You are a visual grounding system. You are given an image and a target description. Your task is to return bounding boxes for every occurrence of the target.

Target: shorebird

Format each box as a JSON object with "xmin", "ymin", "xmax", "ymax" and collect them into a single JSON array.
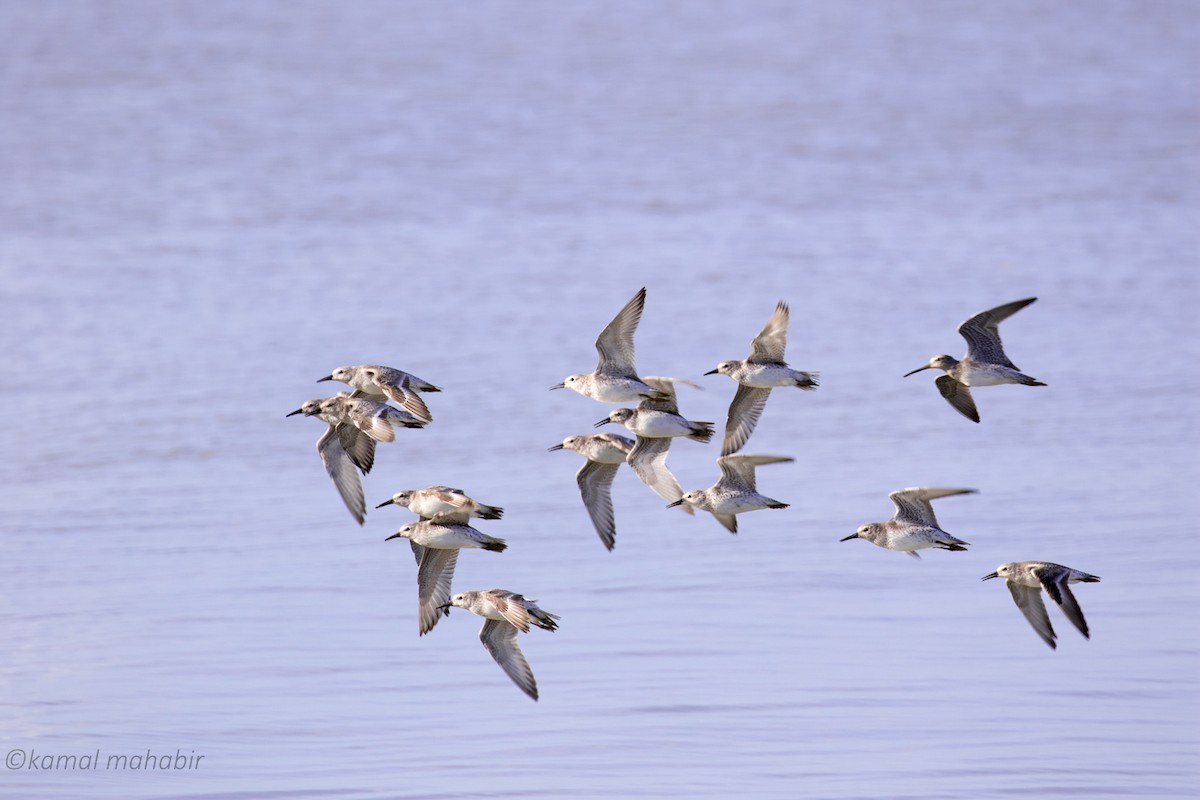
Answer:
[
  {"xmin": 706, "ymin": 301, "xmax": 818, "ymax": 455},
  {"xmin": 319, "ymin": 364, "xmax": 440, "ymax": 422},
  {"xmin": 377, "ymin": 486, "xmax": 503, "ymax": 522},
  {"xmin": 287, "ymin": 398, "xmax": 374, "ymax": 525},
  {"xmin": 441, "ymin": 589, "xmax": 560, "ymax": 702},
  {"xmin": 669, "ymin": 454, "xmax": 793, "ymax": 534},
  {"xmin": 840, "ymin": 487, "xmax": 975, "ymax": 558},
  {"xmin": 596, "ymin": 377, "xmax": 710, "ymax": 511},
  {"xmin": 551, "ymin": 287, "xmax": 670, "ymax": 403},
  {"xmin": 385, "ymin": 517, "xmax": 506, "ymax": 636},
  {"xmin": 550, "ymin": 433, "xmax": 635, "ymax": 550},
  {"xmin": 904, "ymin": 297, "xmax": 1045, "ymax": 423},
  {"xmin": 982, "ymin": 561, "xmax": 1101, "ymax": 649}
]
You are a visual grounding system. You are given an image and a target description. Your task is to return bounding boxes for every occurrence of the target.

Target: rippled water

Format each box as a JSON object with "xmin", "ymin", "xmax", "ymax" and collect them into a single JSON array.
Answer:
[{"xmin": 2, "ymin": 1, "xmax": 1197, "ymax": 798}]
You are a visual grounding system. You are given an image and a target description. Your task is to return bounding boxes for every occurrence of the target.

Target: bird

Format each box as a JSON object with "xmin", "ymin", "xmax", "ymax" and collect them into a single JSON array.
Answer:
[
  {"xmin": 286, "ymin": 398, "xmax": 373, "ymax": 525},
  {"xmin": 319, "ymin": 364, "xmax": 440, "ymax": 422},
  {"xmin": 904, "ymin": 297, "xmax": 1046, "ymax": 423},
  {"xmin": 982, "ymin": 561, "xmax": 1101, "ymax": 649},
  {"xmin": 385, "ymin": 517, "xmax": 507, "ymax": 636},
  {"xmin": 595, "ymin": 377, "xmax": 711, "ymax": 511},
  {"xmin": 549, "ymin": 433, "xmax": 635, "ymax": 550},
  {"xmin": 441, "ymin": 589, "xmax": 560, "ymax": 702},
  {"xmin": 669, "ymin": 454, "xmax": 793, "ymax": 534},
  {"xmin": 551, "ymin": 287, "xmax": 670, "ymax": 403},
  {"xmin": 840, "ymin": 487, "xmax": 975, "ymax": 558},
  {"xmin": 377, "ymin": 486, "xmax": 503, "ymax": 522},
  {"xmin": 706, "ymin": 301, "xmax": 818, "ymax": 455}
]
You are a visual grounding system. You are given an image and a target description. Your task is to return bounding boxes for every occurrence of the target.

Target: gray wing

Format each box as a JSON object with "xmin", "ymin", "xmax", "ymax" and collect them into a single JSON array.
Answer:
[
  {"xmin": 576, "ymin": 460, "xmax": 621, "ymax": 550},
  {"xmin": 480, "ymin": 619, "xmax": 539, "ymax": 701},
  {"xmin": 746, "ymin": 301, "xmax": 789, "ymax": 364},
  {"xmin": 636, "ymin": 376, "xmax": 682, "ymax": 414},
  {"xmin": 958, "ymin": 297, "xmax": 1036, "ymax": 369},
  {"xmin": 316, "ymin": 426, "xmax": 366, "ymax": 525},
  {"xmin": 1007, "ymin": 581, "xmax": 1057, "ymax": 649},
  {"xmin": 936, "ymin": 375, "xmax": 980, "ymax": 423},
  {"xmin": 1037, "ymin": 570, "xmax": 1090, "ymax": 639},
  {"xmin": 595, "ymin": 287, "xmax": 646, "ymax": 377},
  {"xmin": 416, "ymin": 547, "xmax": 459, "ymax": 636},
  {"xmin": 369, "ymin": 367, "xmax": 434, "ymax": 422},
  {"xmin": 721, "ymin": 385, "xmax": 772, "ymax": 456},
  {"xmin": 711, "ymin": 511, "xmax": 738, "ymax": 534},
  {"xmin": 716, "ymin": 454, "xmax": 794, "ymax": 493},
  {"xmin": 627, "ymin": 436, "xmax": 693, "ymax": 513},
  {"xmin": 409, "ymin": 540, "xmax": 424, "ymax": 566},
  {"xmin": 335, "ymin": 421, "xmax": 376, "ymax": 474},
  {"xmin": 343, "ymin": 400, "xmax": 397, "ymax": 442},
  {"xmin": 888, "ymin": 487, "xmax": 975, "ymax": 527}
]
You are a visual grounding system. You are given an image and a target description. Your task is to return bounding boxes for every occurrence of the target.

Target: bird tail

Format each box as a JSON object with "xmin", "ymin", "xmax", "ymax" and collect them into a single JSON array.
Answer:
[
  {"xmin": 688, "ymin": 422, "xmax": 716, "ymax": 443},
  {"xmin": 477, "ymin": 504, "xmax": 504, "ymax": 520},
  {"xmin": 796, "ymin": 371, "xmax": 819, "ymax": 390},
  {"xmin": 482, "ymin": 538, "xmax": 507, "ymax": 552}
]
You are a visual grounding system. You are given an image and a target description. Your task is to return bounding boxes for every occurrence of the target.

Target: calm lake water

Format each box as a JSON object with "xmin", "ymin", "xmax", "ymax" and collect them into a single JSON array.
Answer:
[{"xmin": 2, "ymin": 1, "xmax": 1197, "ymax": 798}]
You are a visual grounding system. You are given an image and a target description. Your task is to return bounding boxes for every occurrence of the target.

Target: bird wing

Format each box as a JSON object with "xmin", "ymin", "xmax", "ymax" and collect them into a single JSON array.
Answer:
[
  {"xmin": 720, "ymin": 385, "xmax": 772, "ymax": 456},
  {"xmin": 958, "ymin": 297, "xmax": 1036, "ymax": 369},
  {"xmin": 716, "ymin": 453, "xmax": 794, "ymax": 493},
  {"xmin": 627, "ymin": 436, "xmax": 692, "ymax": 513},
  {"xmin": 746, "ymin": 301, "xmax": 790, "ymax": 364},
  {"xmin": 1035, "ymin": 568, "xmax": 1091, "ymax": 639},
  {"xmin": 710, "ymin": 511, "xmax": 738, "ymax": 534},
  {"xmin": 416, "ymin": 547, "xmax": 459, "ymax": 636},
  {"xmin": 343, "ymin": 399, "xmax": 397, "ymax": 442},
  {"xmin": 636, "ymin": 376, "xmax": 683, "ymax": 413},
  {"xmin": 316, "ymin": 426, "xmax": 365, "ymax": 525},
  {"xmin": 480, "ymin": 619, "xmax": 539, "ymax": 701},
  {"xmin": 594, "ymin": 287, "xmax": 646, "ymax": 377},
  {"xmin": 1007, "ymin": 580, "xmax": 1057, "ymax": 649},
  {"xmin": 482, "ymin": 590, "xmax": 532, "ymax": 633},
  {"xmin": 576, "ymin": 459, "xmax": 622, "ymax": 550},
  {"xmin": 335, "ymin": 421, "xmax": 376, "ymax": 474},
  {"xmin": 935, "ymin": 375, "xmax": 980, "ymax": 423},
  {"xmin": 888, "ymin": 487, "xmax": 975, "ymax": 527}
]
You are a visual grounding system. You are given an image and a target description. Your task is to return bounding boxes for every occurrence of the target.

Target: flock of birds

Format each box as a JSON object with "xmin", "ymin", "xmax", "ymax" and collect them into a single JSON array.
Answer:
[{"xmin": 288, "ymin": 288, "xmax": 1100, "ymax": 700}]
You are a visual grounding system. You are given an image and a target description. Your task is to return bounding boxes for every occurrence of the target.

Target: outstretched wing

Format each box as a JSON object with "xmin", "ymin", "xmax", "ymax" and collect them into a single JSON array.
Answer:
[
  {"xmin": 958, "ymin": 297, "xmax": 1036, "ymax": 369},
  {"xmin": 746, "ymin": 301, "xmax": 789, "ymax": 364},
  {"xmin": 721, "ymin": 385, "xmax": 771, "ymax": 456},
  {"xmin": 576, "ymin": 459, "xmax": 622, "ymax": 550},
  {"xmin": 627, "ymin": 436, "xmax": 692, "ymax": 513},
  {"xmin": 888, "ymin": 487, "xmax": 975, "ymax": 527},
  {"xmin": 936, "ymin": 375, "xmax": 980, "ymax": 423},
  {"xmin": 316, "ymin": 426, "xmax": 365, "ymax": 525},
  {"xmin": 416, "ymin": 548, "xmax": 458, "ymax": 636},
  {"xmin": 480, "ymin": 619, "xmax": 539, "ymax": 701},
  {"xmin": 1007, "ymin": 581, "xmax": 1057, "ymax": 649},
  {"xmin": 595, "ymin": 287, "xmax": 646, "ymax": 377}
]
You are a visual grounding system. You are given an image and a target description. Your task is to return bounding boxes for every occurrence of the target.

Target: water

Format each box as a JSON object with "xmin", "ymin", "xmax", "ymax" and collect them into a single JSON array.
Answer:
[{"xmin": 2, "ymin": 1, "xmax": 1197, "ymax": 797}]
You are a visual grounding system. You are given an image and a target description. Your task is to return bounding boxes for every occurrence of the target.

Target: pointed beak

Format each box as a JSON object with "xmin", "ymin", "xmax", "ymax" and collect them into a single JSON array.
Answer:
[
  {"xmin": 666, "ymin": 499, "xmax": 685, "ymax": 508},
  {"xmin": 384, "ymin": 531, "xmax": 404, "ymax": 542},
  {"xmin": 547, "ymin": 444, "xmax": 564, "ymax": 451},
  {"xmin": 376, "ymin": 499, "xmax": 395, "ymax": 508},
  {"xmin": 594, "ymin": 418, "xmax": 611, "ymax": 428},
  {"xmin": 549, "ymin": 383, "xmax": 565, "ymax": 390},
  {"xmin": 437, "ymin": 602, "xmax": 452, "ymax": 611},
  {"xmin": 317, "ymin": 375, "xmax": 334, "ymax": 382},
  {"xmin": 285, "ymin": 408, "xmax": 304, "ymax": 417},
  {"xmin": 840, "ymin": 533, "xmax": 858, "ymax": 542},
  {"xmin": 704, "ymin": 368, "xmax": 719, "ymax": 375},
  {"xmin": 903, "ymin": 365, "xmax": 933, "ymax": 377},
  {"xmin": 981, "ymin": 572, "xmax": 999, "ymax": 581}
]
